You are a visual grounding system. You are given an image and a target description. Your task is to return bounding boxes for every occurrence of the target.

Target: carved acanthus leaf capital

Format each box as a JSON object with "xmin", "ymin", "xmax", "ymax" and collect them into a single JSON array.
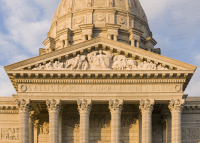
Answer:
[
  {"xmin": 46, "ymin": 99, "xmax": 61, "ymax": 113},
  {"xmin": 109, "ymin": 99, "xmax": 124, "ymax": 113},
  {"xmin": 139, "ymin": 99, "xmax": 155, "ymax": 114},
  {"xmin": 16, "ymin": 99, "xmax": 31, "ymax": 112},
  {"xmin": 77, "ymin": 99, "xmax": 92, "ymax": 114},
  {"xmin": 168, "ymin": 99, "xmax": 185, "ymax": 113}
]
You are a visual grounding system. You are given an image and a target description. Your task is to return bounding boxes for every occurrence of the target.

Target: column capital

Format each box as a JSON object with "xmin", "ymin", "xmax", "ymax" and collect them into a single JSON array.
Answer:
[
  {"xmin": 168, "ymin": 99, "xmax": 185, "ymax": 114},
  {"xmin": 46, "ymin": 99, "xmax": 61, "ymax": 114},
  {"xmin": 29, "ymin": 111, "xmax": 35, "ymax": 118},
  {"xmin": 139, "ymin": 99, "xmax": 155, "ymax": 114},
  {"xmin": 77, "ymin": 99, "xmax": 92, "ymax": 114},
  {"xmin": 16, "ymin": 99, "xmax": 31, "ymax": 113},
  {"xmin": 109, "ymin": 99, "xmax": 123, "ymax": 113}
]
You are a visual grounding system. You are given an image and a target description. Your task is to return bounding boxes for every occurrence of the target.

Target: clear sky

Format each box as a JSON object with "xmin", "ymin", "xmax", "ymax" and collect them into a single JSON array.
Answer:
[{"xmin": 0, "ymin": 0, "xmax": 199, "ymax": 97}]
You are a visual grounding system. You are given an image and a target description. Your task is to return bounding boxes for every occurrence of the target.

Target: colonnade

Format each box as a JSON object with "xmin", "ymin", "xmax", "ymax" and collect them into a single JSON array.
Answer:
[{"xmin": 16, "ymin": 98, "xmax": 184, "ymax": 143}]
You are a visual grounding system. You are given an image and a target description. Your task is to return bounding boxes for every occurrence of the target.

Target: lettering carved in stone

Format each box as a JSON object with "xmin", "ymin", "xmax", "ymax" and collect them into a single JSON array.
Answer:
[
  {"xmin": 182, "ymin": 128, "xmax": 199, "ymax": 140},
  {"xmin": 32, "ymin": 50, "xmax": 168, "ymax": 71},
  {"xmin": 1, "ymin": 128, "xmax": 19, "ymax": 140}
]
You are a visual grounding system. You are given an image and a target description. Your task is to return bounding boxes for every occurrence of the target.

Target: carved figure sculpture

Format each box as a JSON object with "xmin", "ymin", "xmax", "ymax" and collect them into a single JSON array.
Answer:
[
  {"xmin": 1, "ymin": 128, "xmax": 19, "ymax": 140},
  {"xmin": 112, "ymin": 55, "xmax": 137, "ymax": 70},
  {"xmin": 53, "ymin": 61, "xmax": 64, "ymax": 70},
  {"xmin": 87, "ymin": 50, "xmax": 113, "ymax": 70},
  {"xmin": 65, "ymin": 55, "xmax": 88, "ymax": 70}
]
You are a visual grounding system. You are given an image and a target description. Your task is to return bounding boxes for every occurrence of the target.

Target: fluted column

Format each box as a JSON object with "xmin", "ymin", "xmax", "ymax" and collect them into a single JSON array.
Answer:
[
  {"xmin": 46, "ymin": 99, "xmax": 61, "ymax": 143},
  {"xmin": 77, "ymin": 99, "xmax": 92, "ymax": 143},
  {"xmin": 139, "ymin": 99, "xmax": 155, "ymax": 143},
  {"xmin": 164, "ymin": 110, "xmax": 171, "ymax": 143},
  {"xmin": 109, "ymin": 99, "xmax": 123, "ymax": 143},
  {"xmin": 33, "ymin": 119, "xmax": 39, "ymax": 143},
  {"xmin": 29, "ymin": 111, "xmax": 34, "ymax": 143},
  {"xmin": 16, "ymin": 99, "xmax": 31, "ymax": 143},
  {"xmin": 168, "ymin": 99, "xmax": 184, "ymax": 143}
]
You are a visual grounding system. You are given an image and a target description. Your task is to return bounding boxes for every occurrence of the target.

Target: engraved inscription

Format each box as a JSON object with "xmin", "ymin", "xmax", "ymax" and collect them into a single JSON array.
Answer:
[{"xmin": 18, "ymin": 84, "xmax": 182, "ymax": 93}]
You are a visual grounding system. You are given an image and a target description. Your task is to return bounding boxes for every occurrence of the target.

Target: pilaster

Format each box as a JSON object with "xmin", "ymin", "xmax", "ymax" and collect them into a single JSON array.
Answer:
[
  {"xmin": 33, "ymin": 119, "xmax": 39, "ymax": 143},
  {"xmin": 16, "ymin": 99, "xmax": 31, "ymax": 143},
  {"xmin": 77, "ymin": 99, "xmax": 92, "ymax": 143},
  {"xmin": 109, "ymin": 99, "xmax": 123, "ymax": 143},
  {"xmin": 139, "ymin": 99, "xmax": 154, "ymax": 143},
  {"xmin": 46, "ymin": 99, "xmax": 61, "ymax": 143},
  {"xmin": 168, "ymin": 99, "xmax": 185, "ymax": 143}
]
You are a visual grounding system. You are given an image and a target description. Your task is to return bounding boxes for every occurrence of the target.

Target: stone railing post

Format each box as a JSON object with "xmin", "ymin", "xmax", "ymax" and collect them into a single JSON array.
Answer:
[
  {"xmin": 16, "ymin": 99, "xmax": 31, "ymax": 143},
  {"xmin": 139, "ymin": 99, "xmax": 155, "ymax": 143},
  {"xmin": 168, "ymin": 99, "xmax": 184, "ymax": 143},
  {"xmin": 46, "ymin": 99, "xmax": 61, "ymax": 143},
  {"xmin": 109, "ymin": 99, "xmax": 123, "ymax": 143},
  {"xmin": 77, "ymin": 99, "xmax": 92, "ymax": 143}
]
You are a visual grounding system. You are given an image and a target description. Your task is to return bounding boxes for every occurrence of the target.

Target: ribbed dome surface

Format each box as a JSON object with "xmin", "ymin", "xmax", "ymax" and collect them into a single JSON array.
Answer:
[{"xmin": 52, "ymin": 0, "xmax": 148, "ymax": 25}]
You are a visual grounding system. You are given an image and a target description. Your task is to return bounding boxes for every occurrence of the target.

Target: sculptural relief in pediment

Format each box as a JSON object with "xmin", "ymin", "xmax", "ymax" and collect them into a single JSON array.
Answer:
[{"xmin": 33, "ymin": 50, "xmax": 168, "ymax": 71}]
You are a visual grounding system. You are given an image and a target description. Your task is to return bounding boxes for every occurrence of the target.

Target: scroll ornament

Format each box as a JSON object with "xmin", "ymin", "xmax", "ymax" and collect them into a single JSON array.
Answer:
[
  {"xmin": 109, "ymin": 99, "xmax": 124, "ymax": 113},
  {"xmin": 15, "ymin": 99, "xmax": 31, "ymax": 112},
  {"xmin": 32, "ymin": 50, "xmax": 168, "ymax": 71},
  {"xmin": 168, "ymin": 99, "xmax": 185, "ymax": 113},
  {"xmin": 46, "ymin": 99, "xmax": 61, "ymax": 113},
  {"xmin": 77, "ymin": 99, "xmax": 92, "ymax": 113},
  {"xmin": 139, "ymin": 99, "xmax": 155, "ymax": 113}
]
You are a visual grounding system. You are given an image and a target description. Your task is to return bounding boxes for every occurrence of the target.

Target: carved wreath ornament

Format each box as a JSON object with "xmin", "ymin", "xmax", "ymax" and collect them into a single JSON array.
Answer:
[{"xmin": 33, "ymin": 50, "xmax": 168, "ymax": 71}]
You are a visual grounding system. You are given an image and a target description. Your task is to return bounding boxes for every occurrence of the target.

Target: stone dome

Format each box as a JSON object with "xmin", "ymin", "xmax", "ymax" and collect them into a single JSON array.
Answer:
[
  {"xmin": 51, "ymin": 0, "xmax": 148, "ymax": 25},
  {"xmin": 42, "ymin": 0, "xmax": 158, "ymax": 55}
]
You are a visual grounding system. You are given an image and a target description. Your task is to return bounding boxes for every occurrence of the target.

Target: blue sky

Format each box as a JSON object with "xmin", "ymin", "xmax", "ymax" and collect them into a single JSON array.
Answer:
[{"xmin": 0, "ymin": 0, "xmax": 199, "ymax": 97}]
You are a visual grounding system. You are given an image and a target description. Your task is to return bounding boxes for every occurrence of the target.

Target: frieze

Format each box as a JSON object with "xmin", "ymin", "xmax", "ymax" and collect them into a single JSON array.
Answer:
[
  {"xmin": 182, "ymin": 128, "xmax": 199, "ymax": 140},
  {"xmin": 32, "ymin": 50, "xmax": 168, "ymax": 71},
  {"xmin": 94, "ymin": 15, "xmax": 106, "ymax": 22},
  {"xmin": 116, "ymin": 17, "xmax": 127, "ymax": 26},
  {"xmin": 18, "ymin": 84, "xmax": 183, "ymax": 93},
  {"xmin": 1, "ymin": 128, "xmax": 19, "ymax": 140},
  {"xmin": 64, "ymin": 115, "xmax": 80, "ymax": 129}
]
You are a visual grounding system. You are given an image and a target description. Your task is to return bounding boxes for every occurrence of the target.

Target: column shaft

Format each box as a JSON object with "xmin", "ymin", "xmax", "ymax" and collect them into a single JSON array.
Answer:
[
  {"xmin": 46, "ymin": 99, "xmax": 61, "ymax": 143},
  {"xmin": 49, "ymin": 111, "xmax": 59, "ymax": 143},
  {"xmin": 59, "ymin": 111, "xmax": 63, "ymax": 143},
  {"xmin": 20, "ymin": 111, "xmax": 29, "ymax": 143},
  {"xmin": 166, "ymin": 117, "xmax": 171, "ymax": 143},
  {"xmin": 29, "ymin": 111, "xmax": 34, "ymax": 143},
  {"xmin": 109, "ymin": 99, "xmax": 123, "ymax": 143},
  {"xmin": 168, "ymin": 99, "xmax": 184, "ymax": 143},
  {"xmin": 139, "ymin": 99, "xmax": 154, "ymax": 143},
  {"xmin": 77, "ymin": 99, "xmax": 92, "ymax": 143}
]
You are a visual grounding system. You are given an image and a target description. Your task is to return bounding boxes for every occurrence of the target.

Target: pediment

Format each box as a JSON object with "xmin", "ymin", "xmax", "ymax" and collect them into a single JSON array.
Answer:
[
  {"xmin": 4, "ymin": 37, "xmax": 196, "ymax": 92},
  {"xmin": 4, "ymin": 37, "xmax": 196, "ymax": 72}
]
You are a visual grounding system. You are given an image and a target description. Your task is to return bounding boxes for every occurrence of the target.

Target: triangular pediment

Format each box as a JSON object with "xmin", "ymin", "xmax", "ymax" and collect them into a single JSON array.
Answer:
[
  {"xmin": 4, "ymin": 37, "xmax": 196, "ymax": 72},
  {"xmin": 4, "ymin": 37, "xmax": 196, "ymax": 92}
]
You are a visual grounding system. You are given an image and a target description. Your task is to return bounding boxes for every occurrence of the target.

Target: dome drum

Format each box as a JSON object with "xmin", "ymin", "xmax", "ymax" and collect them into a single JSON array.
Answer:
[{"xmin": 42, "ymin": 0, "xmax": 157, "ymax": 55}]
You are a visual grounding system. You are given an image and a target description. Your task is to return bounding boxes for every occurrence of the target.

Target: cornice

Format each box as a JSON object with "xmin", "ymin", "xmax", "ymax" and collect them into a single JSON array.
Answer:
[{"xmin": 0, "ymin": 106, "xmax": 18, "ymax": 114}]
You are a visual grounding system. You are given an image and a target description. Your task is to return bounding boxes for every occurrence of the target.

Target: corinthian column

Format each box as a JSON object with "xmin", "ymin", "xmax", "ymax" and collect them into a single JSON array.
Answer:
[
  {"xmin": 168, "ymin": 99, "xmax": 185, "ymax": 143},
  {"xmin": 46, "ymin": 99, "xmax": 61, "ymax": 143},
  {"xmin": 109, "ymin": 99, "xmax": 123, "ymax": 143},
  {"xmin": 29, "ymin": 111, "xmax": 34, "ymax": 143},
  {"xmin": 139, "ymin": 99, "xmax": 155, "ymax": 143},
  {"xmin": 77, "ymin": 99, "xmax": 92, "ymax": 143},
  {"xmin": 16, "ymin": 99, "xmax": 31, "ymax": 143}
]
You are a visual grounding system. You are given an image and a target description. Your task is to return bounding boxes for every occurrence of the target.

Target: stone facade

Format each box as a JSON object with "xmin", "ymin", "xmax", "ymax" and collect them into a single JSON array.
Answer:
[{"xmin": 1, "ymin": 0, "xmax": 199, "ymax": 143}]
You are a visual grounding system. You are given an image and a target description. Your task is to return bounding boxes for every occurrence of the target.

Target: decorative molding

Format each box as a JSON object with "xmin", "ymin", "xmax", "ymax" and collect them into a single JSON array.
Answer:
[
  {"xmin": 15, "ymin": 99, "xmax": 31, "ymax": 112},
  {"xmin": 74, "ymin": 16, "xmax": 85, "ymax": 25},
  {"xmin": 168, "ymin": 99, "xmax": 185, "ymax": 113},
  {"xmin": 182, "ymin": 128, "xmax": 199, "ymax": 140},
  {"xmin": 116, "ymin": 17, "xmax": 127, "ymax": 26},
  {"xmin": 0, "ymin": 106, "xmax": 18, "ymax": 114},
  {"xmin": 139, "ymin": 99, "xmax": 155, "ymax": 113},
  {"xmin": 46, "ymin": 99, "xmax": 61, "ymax": 113},
  {"xmin": 77, "ymin": 99, "xmax": 92, "ymax": 114},
  {"xmin": 94, "ymin": 15, "xmax": 106, "ymax": 22},
  {"xmin": 1, "ymin": 128, "xmax": 19, "ymax": 140},
  {"xmin": 109, "ymin": 99, "xmax": 123, "ymax": 113}
]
